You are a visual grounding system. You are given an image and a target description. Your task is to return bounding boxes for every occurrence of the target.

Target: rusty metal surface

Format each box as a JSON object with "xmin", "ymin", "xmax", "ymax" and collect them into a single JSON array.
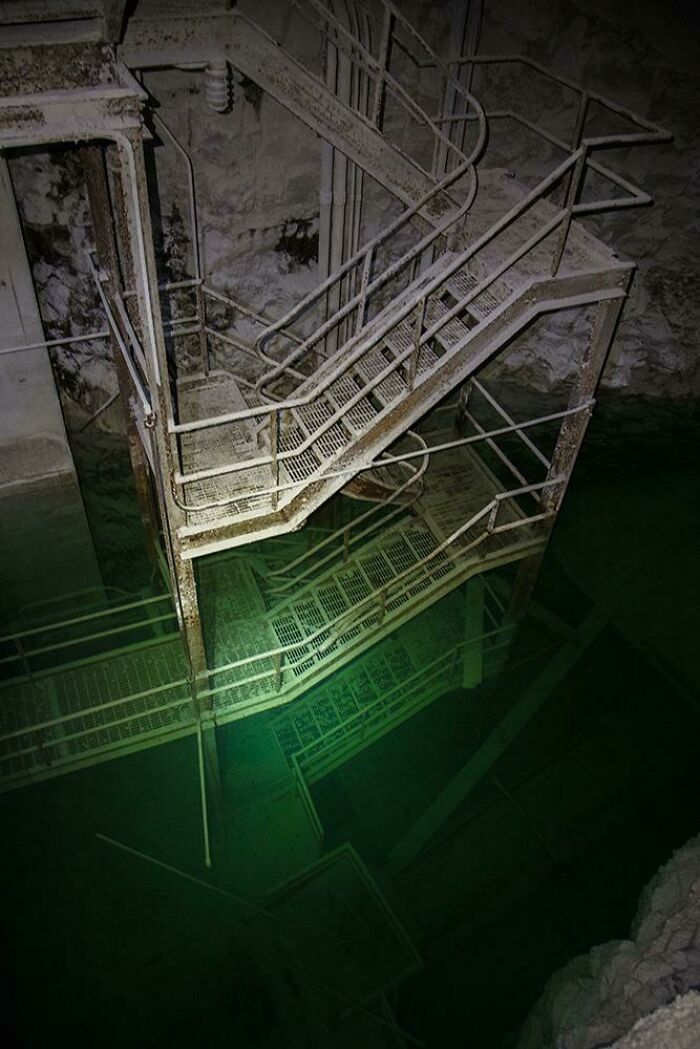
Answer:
[
  {"xmin": 0, "ymin": 41, "xmax": 144, "ymax": 146},
  {"xmin": 120, "ymin": 10, "xmax": 466, "ymax": 224}
]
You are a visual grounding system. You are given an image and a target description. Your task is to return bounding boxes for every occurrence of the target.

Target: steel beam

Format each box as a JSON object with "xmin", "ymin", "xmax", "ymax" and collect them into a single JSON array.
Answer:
[
  {"xmin": 389, "ymin": 603, "xmax": 611, "ymax": 869},
  {"xmin": 82, "ymin": 143, "xmax": 162, "ymax": 578},
  {"xmin": 119, "ymin": 11, "xmax": 459, "ymax": 224}
]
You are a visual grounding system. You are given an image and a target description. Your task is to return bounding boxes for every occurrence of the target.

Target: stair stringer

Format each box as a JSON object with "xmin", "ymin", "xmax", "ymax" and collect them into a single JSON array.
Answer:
[
  {"xmin": 179, "ymin": 264, "xmax": 633, "ymax": 558},
  {"xmin": 120, "ymin": 10, "xmax": 465, "ymax": 225},
  {"xmin": 213, "ymin": 533, "xmax": 544, "ymax": 729}
]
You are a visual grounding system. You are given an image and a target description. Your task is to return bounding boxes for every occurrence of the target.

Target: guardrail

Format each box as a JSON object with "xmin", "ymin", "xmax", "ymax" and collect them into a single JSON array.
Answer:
[
  {"xmin": 199, "ymin": 471, "xmax": 561, "ymax": 711},
  {"xmin": 0, "ymin": 591, "xmax": 177, "ymax": 681},
  {"xmin": 0, "ymin": 468, "xmax": 550, "ymax": 776},
  {"xmin": 266, "ymin": 429, "xmax": 430, "ymax": 595},
  {"xmin": 164, "ymin": 134, "xmax": 640, "ymax": 522}
]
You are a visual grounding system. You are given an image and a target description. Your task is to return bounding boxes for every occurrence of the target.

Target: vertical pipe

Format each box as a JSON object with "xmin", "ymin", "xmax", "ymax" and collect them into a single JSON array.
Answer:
[
  {"xmin": 270, "ymin": 409, "xmax": 279, "ymax": 510},
  {"xmin": 551, "ymin": 146, "xmax": 588, "ymax": 276},
  {"xmin": 371, "ymin": 5, "xmax": 393, "ymax": 128}
]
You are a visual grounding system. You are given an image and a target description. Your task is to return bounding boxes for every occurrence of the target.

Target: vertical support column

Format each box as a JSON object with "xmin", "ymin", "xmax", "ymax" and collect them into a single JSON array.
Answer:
[
  {"xmin": 462, "ymin": 576, "xmax": 485, "ymax": 688},
  {"xmin": 111, "ymin": 128, "xmax": 221, "ymax": 813},
  {"xmin": 542, "ymin": 291, "xmax": 629, "ymax": 513},
  {"xmin": 506, "ymin": 553, "xmax": 545, "ymax": 624},
  {"xmin": 82, "ymin": 144, "xmax": 162, "ymax": 580},
  {"xmin": 509, "ymin": 287, "xmax": 631, "ymax": 623}
]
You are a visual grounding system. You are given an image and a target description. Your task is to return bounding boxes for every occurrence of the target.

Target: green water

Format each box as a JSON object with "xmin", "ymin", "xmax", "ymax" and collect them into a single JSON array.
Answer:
[{"xmin": 1, "ymin": 394, "xmax": 698, "ymax": 1047}]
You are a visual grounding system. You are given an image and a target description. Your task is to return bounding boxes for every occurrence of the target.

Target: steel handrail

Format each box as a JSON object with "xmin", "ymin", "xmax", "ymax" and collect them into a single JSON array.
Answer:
[
  {"xmin": 0, "ymin": 613, "xmax": 178, "ymax": 668},
  {"xmin": 201, "ymin": 474, "xmax": 562, "ymax": 686},
  {"xmin": 171, "ymin": 363, "xmax": 591, "ymax": 523},
  {"xmin": 246, "ymin": 85, "xmax": 656, "ymax": 401},
  {"xmin": 252, "ymin": 156, "xmax": 477, "ymax": 366},
  {"xmin": 169, "ymin": 148, "xmax": 579, "ymax": 440},
  {"xmin": 0, "ymin": 485, "xmax": 552, "ymax": 753},
  {"xmin": 168, "ymin": 142, "xmax": 640, "ymax": 513},
  {"xmin": 0, "ymin": 593, "xmax": 173, "ymax": 646},
  {"xmin": 202, "ymin": 284, "xmax": 305, "ymax": 346},
  {"xmin": 296, "ymin": 0, "xmax": 487, "ymax": 165},
  {"xmin": 293, "ymin": 640, "xmax": 480, "ymax": 771},
  {"xmin": 429, "ymin": 53, "xmax": 671, "ymax": 147},
  {"xmin": 254, "ymin": 184, "xmax": 478, "ymax": 395}
]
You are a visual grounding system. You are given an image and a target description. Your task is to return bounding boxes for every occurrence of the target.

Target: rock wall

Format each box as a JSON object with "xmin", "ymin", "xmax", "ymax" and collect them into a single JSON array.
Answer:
[
  {"xmin": 517, "ymin": 833, "xmax": 700, "ymax": 1048},
  {"xmin": 477, "ymin": 0, "xmax": 699, "ymax": 398},
  {"xmin": 6, "ymin": 0, "xmax": 698, "ymax": 432}
]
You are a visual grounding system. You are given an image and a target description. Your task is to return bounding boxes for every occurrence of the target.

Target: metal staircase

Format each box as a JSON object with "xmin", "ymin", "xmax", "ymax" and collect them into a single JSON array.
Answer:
[
  {"xmin": 0, "ymin": 1, "xmax": 670, "ymax": 795},
  {"xmin": 0, "ymin": 438, "xmax": 533, "ymax": 790},
  {"xmin": 170, "ymin": 161, "xmax": 631, "ymax": 557}
]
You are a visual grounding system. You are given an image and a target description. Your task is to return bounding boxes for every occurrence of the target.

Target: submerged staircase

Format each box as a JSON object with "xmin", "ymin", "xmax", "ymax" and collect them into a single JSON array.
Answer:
[
  {"xmin": 0, "ymin": 440, "xmax": 535, "ymax": 790},
  {"xmin": 271, "ymin": 578, "xmax": 512, "ymax": 789}
]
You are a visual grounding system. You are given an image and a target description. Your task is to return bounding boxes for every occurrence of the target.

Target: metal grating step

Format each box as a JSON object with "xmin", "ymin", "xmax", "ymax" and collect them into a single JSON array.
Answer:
[
  {"xmin": 445, "ymin": 266, "xmax": 509, "ymax": 320},
  {"xmin": 354, "ymin": 343, "xmax": 407, "ymax": 407}
]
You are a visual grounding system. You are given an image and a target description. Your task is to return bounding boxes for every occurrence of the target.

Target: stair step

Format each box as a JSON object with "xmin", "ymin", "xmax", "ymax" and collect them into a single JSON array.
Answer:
[
  {"xmin": 316, "ymin": 580, "xmax": 350, "ymax": 621},
  {"xmin": 354, "ymin": 344, "xmax": 407, "ymax": 406},
  {"xmin": 444, "ymin": 266, "xmax": 512, "ymax": 320},
  {"xmin": 327, "ymin": 374, "xmax": 377, "ymax": 432}
]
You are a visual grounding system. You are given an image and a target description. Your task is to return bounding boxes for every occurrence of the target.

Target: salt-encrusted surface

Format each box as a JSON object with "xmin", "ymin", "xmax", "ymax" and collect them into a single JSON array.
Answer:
[
  {"xmin": 7, "ymin": 0, "xmax": 698, "ymax": 431},
  {"xmin": 518, "ymin": 834, "xmax": 700, "ymax": 1048}
]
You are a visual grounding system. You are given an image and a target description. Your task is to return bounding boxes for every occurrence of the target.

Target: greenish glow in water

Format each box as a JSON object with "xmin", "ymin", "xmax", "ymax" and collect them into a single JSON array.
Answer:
[{"xmin": 1, "ymin": 396, "xmax": 698, "ymax": 1047}]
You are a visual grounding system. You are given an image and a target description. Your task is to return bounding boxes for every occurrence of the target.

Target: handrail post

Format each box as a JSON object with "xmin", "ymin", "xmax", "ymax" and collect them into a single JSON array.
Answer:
[
  {"xmin": 371, "ymin": 5, "xmax": 394, "ymax": 128},
  {"xmin": 377, "ymin": 588, "xmax": 387, "ymax": 624},
  {"xmin": 407, "ymin": 298, "xmax": 427, "ymax": 391},
  {"xmin": 356, "ymin": 245, "xmax": 375, "ymax": 333},
  {"xmin": 195, "ymin": 282, "xmax": 209, "ymax": 376},
  {"xmin": 343, "ymin": 527, "xmax": 350, "ymax": 563},
  {"xmin": 274, "ymin": 651, "xmax": 283, "ymax": 692},
  {"xmin": 270, "ymin": 409, "xmax": 280, "ymax": 511},
  {"xmin": 551, "ymin": 146, "xmax": 588, "ymax": 277}
]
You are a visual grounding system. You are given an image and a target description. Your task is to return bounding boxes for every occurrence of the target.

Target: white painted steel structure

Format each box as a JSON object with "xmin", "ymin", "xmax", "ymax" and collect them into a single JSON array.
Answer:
[{"xmin": 0, "ymin": 0, "xmax": 670, "ymax": 795}]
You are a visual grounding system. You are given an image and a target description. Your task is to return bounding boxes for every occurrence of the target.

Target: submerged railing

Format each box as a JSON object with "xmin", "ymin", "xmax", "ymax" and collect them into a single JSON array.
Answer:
[
  {"xmin": 0, "ymin": 434, "xmax": 557, "ymax": 781},
  {"xmin": 198, "ymin": 470, "xmax": 562, "ymax": 709},
  {"xmin": 0, "ymin": 590, "xmax": 177, "ymax": 682}
]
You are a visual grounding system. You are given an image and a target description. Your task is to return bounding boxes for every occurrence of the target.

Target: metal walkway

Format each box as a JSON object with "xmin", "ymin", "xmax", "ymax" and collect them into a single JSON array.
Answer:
[
  {"xmin": 0, "ymin": 440, "xmax": 534, "ymax": 791},
  {"xmin": 271, "ymin": 580, "xmax": 512, "ymax": 788},
  {"xmin": 0, "ymin": 0, "xmax": 670, "ymax": 798}
]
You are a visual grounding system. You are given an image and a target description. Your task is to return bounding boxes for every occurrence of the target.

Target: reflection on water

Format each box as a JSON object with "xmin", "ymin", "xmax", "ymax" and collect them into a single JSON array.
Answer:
[{"xmin": 1, "ymin": 397, "xmax": 698, "ymax": 1047}]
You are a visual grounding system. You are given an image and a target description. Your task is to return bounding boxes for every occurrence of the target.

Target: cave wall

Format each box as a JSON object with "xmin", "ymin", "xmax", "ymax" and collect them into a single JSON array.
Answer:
[
  {"xmin": 518, "ymin": 832, "xmax": 700, "ymax": 1048},
  {"xmin": 6, "ymin": 0, "xmax": 697, "ymax": 432}
]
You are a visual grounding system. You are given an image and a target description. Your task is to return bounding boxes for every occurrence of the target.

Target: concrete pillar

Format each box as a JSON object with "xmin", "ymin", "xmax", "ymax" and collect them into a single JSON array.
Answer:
[
  {"xmin": 0, "ymin": 157, "xmax": 102, "ymax": 621},
  {"xmin": 0, "ymin": 157, "xmax": 75, "ymax": 491}
]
